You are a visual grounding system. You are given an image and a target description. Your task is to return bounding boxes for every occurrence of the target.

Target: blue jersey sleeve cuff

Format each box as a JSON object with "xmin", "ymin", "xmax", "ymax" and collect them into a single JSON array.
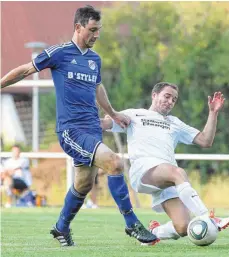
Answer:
[{"xmin": 32, "ymin": 59, "xmax": 40, "ymax": 72}]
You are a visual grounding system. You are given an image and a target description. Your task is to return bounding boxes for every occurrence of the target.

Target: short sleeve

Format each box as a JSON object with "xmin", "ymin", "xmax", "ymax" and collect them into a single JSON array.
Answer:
[
  {"xmin": 32, "ymin": 44, "xmax": 63, "ymax": 72},
  {"xmin": 96, "ymin": 57, "xmax": 102, "ymax": 85},
  {"xmin": 107, "ymin": 109, "xmax": 135, "ymax": 133},
  {"xmin": 21, "ymin": 158, "xmax": 30, "ymax": 170},
  {"xmin": 109, "ymin": 120, "xmax": 126, "ymax": 133},
  {"xmin": 3, "ymin": 158, "xmax": 11, "ymax": 169},
  {"xmin": 177, "ymin": 119, "xmax": 200, "ymax": 145}
]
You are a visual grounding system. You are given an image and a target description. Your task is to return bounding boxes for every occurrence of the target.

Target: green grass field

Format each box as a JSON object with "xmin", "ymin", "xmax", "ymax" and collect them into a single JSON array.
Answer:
[{"xmin": 1, "ymin": 208, "xmax": 229, "ymax": 257}]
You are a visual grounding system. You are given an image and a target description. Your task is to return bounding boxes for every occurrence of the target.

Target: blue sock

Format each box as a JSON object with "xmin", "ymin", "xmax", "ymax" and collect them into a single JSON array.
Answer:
[
  {"xmin": 56, "ymin": 185, "xmax": 86, "ymax": 233},
  {"xmin": 108, "ymin": 174, "xmax": 138, "ymax": 228}
]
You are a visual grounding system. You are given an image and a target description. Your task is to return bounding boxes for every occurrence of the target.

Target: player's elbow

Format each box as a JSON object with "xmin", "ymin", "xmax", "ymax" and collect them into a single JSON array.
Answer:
[
  {"xmin": 195, "ymin": 134, "xmax": 213, "ymax": 148},
  {"xmin": 200, "ymin": 141, "xmax": 213, "ymax": 148}
]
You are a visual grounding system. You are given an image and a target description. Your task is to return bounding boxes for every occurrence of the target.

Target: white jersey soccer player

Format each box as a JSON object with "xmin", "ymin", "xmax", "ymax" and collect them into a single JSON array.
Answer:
[
  {"xmin": 102, "ymin": 82, "xmax": 229, "ymax": 242},
  {"xmin": 109, "ymin": 107, "xmax": 199, "ymax": 212}
]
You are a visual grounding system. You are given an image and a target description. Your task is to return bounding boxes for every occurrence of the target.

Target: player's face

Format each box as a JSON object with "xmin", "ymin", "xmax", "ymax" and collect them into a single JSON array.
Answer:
[
  {"xmin": 152, "ymin": 86, "xmax": 178, "ymax": 115},
  {"xmin": 80, "ymin": 19, "xmax": 102, "ymax": 48},
  {"xmin": 12, "ymin": 147, "xmax": 20, "ymax": 159}
]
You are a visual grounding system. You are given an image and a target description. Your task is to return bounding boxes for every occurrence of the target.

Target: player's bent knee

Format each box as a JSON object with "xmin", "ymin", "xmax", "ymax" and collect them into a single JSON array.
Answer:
[
  {"xmin": 74, "ymin": 181, "xmax": 93, "ymax": 195},
  {"xmin": 173, "ymin": 167, "xmax": 188, "ymax": 183},
  {"xmin": 74, "ymin": 176, "xmax": 94, "ymax": 195},
  {"xmin": 108, "ymin": 154, "xmax": 124, "ymax": 175}
]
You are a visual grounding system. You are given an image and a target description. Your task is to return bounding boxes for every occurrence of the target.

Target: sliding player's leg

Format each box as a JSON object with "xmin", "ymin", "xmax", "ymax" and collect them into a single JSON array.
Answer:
[
  {"xmin": 141, "ymin": 164, "xmax": 229, "ymax": 232},
  {"xmin": 141, "ymin": 163, "xmax": 208, "ymax": 216},
  {"xmin": 142, "ymin": 198, "xmax": 189, "ymax": 245},
  {"xmin": 153, "ymin": 198, "xmax": 190, "ymax": 239},
  {"xmin": 150, "ymin": 198, "xmax": 229, "ymax": 240}
]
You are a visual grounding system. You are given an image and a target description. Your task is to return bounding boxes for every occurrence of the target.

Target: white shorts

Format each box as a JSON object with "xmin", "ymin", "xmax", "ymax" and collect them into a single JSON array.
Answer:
[{"xmin": 129, "ymin": 157, "xmax": 179, "ymax": 213}]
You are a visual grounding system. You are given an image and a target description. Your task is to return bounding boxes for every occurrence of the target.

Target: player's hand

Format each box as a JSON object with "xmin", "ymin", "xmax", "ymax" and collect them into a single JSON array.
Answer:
[
  {"xmin": 100, "ymin": 116, "xmax": 113, "ymax": 131},
  {"xmin": 111, "ymin": 111, "xmax": 131, "ymax": 128},
  {"xmin": 208, "ymin": 92, "xmax": 225, "ymax": 113}
]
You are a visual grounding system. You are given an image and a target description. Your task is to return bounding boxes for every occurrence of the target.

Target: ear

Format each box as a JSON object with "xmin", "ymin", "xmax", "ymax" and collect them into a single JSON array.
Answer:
[
  {"xmin": 152, "ymin": 92, "xmax": 157, "ymax": 100},
  {"xmin": 74, "ymin": 23, "xmax": 81, "ymax": 33}
]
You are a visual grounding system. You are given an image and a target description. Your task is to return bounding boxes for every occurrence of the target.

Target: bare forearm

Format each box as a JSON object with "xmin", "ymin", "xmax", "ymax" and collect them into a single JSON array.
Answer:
[
  {"xmin": 202, "ymin": 111, "xmax": 218, "ymax": 146},
  {"xmin": 1, "ymin": 62, "xmax": 36, "ymax": 89},
  {"xmin": 4, "ymin": 169, "xmax": 15, "ymax": 176},
  {"xmin": 96, "ymin": 84, "xmax": 116, "ymax": 117}
]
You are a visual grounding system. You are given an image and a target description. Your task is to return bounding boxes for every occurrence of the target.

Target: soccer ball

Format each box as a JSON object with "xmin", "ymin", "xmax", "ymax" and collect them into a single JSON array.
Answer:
[{"xmin": 187, "ymin": 215, "xmax": 218, "ymax": 246}]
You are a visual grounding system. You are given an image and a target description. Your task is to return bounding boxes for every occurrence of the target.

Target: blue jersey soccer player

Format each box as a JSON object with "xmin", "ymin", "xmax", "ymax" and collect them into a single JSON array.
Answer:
[{"xmin": 1, "ymin": 5, "xmax": 158, "ymax": 246}]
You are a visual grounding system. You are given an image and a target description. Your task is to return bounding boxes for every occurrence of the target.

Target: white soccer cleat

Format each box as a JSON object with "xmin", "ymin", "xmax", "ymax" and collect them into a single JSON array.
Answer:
[{"xmin": 210, "ymin": 210, "xmax": 229, "ymax": 231}]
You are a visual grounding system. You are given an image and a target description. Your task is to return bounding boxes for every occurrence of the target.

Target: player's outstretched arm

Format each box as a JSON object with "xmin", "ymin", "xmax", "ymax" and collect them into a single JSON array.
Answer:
[
  {"xmin": 193, "ymin": 92, "xmax": 225, "ymax": 148},
  {"xmin": 1, "ymin": 62, "xmax": 37, "ymax": 89},
  {"xmin": 96, "ymin": 83, "xmax": 130, "ymax": 128}
]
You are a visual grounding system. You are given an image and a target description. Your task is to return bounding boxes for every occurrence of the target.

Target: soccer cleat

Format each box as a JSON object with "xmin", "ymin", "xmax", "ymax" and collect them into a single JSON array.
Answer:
[
  {"xmin": 148, "ymin": 220, "xmax": 161, "ymax": 233},
  {"xmin": 50, "ymin": 226, "xmax": 75, "ymax": 246},
  {"xmin": 210, "ymin": 210, "xmax": 229, "ymax": 231},
  {"xmin": 141, "ymin": 220, "xmax": 161, "ymax": 246},
  {"xmin": 125, "ymin": 221, "xmax": 159, "ymax": 244}
]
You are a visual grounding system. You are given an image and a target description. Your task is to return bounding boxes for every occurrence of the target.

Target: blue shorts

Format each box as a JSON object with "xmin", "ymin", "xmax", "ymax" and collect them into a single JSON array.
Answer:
[{"xmin": 57, "ymin": 128, "xmax": 102, "ymax": 167}]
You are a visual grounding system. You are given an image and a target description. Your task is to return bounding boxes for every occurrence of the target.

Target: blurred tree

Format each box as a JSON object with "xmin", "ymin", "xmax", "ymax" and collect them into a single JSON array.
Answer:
[
  {"xmin": 94, "ymin": 2, "xmax": 229, "ymax": 177},
  {"xmin": 40, "ymin": 91, "xmax": 56, "ymax": 124},
  {"xmin": 39, "ymin": 2, "xmax": 229, "ymax": 177}
]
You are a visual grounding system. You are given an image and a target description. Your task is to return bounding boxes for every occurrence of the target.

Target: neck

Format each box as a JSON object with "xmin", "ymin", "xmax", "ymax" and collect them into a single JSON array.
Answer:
[
  {"xmin": 149, "ymin": 105, "xmax": 167, "ymax": 117},
  {"xmin": 72, "ymin": 36, "xmax": 88, "ymax": 53},
  {"xmin": 149, "ymin": 105, "xmax": 156, "ymax": 112}
]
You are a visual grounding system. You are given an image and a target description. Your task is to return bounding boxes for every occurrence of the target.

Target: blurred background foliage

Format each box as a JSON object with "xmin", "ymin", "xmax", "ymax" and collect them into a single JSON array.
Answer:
[{"xmin": 40, "ymin": 2, "xmax": 229, "ymax": 180}]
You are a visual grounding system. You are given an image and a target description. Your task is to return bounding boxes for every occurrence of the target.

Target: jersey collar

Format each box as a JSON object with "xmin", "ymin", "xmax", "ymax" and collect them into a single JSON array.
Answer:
[{"xmin": 71, "ymin": 40, "xmax": 88, "ymax": 55}]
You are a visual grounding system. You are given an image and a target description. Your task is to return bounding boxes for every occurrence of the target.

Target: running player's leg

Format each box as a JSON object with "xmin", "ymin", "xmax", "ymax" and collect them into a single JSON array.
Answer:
[
  {"xmin": 87, "ymin": 174, "xmax": 99, "ymax": 208},
  {"xmin": 55, "ymin": 166, "xmax": 98, "ymax": 233},
  {"xmin": 52, "ymin": 128, "xmax": 157, "ymax": 244},
  {"xmin": 51, "ymin": 129, "xmax": 101, "ymax": 246},
  {"xmin": 141, "ymin": 164, "xmax": 208, "ymax": 216},
  {"xmin": 94, "ymin": 143, "xmax": 138, "ymax": 227},
  {"xmin": 93, "ymin": 143, "xmax": 158, "ymax": 243}
]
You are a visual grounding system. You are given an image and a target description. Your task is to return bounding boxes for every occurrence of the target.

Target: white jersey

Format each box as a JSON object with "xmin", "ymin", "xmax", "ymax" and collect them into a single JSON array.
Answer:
[
  {"xmin": 3, "ymin": 157, "xmax": 32, "ymax": 186},
  {"xmin": 109, "ymin": 108, "xmax": 200, "ymax": 166}
]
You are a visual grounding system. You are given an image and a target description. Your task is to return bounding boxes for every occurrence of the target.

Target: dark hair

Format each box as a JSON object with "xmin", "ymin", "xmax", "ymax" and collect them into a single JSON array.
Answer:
[
  {"xmin": 74, "ymin": 5, "xmax": 101, "ymax": 27},
  {"xmin": 152, "ymin": 82, "xmax": 179, "ymax": 94},
  {"xmin": 12, "ymin": 144, "xmax": 21, "ymax": 149}
]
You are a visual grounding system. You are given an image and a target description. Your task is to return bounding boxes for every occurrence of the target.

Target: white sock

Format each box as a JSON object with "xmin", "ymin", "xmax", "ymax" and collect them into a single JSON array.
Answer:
[
  {"xmin": 152, "ymin": 221, "xmax": 180, "ymax": 240},
  {"xmin": 176, "ymin": 182, "xmax": 208, "ymax": 216}
]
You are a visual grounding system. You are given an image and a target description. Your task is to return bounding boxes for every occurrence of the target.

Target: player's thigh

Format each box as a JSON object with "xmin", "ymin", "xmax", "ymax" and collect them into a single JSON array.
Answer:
[
  {"xmin": 58, "ymin": 128, "xmax": 102, "ymax": 168},
  {"xmin": 141, "ymin": 163, "xmax": 188, "ymax": 189},
  {"xmin": 74, "ymin": 166, "xmax": 98, "ymax": 193},
  {"xmin": 162, "ymin": 197, "xmax": 190, "ymax": 236},
  {"xmin": 93, "ymin": 143, "xmax": 123, "ymax": 174}
]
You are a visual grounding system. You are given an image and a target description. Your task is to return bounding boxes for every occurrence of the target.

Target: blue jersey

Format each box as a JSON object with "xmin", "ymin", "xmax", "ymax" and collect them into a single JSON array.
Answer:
[{"xmin": 33, "ymin": 41, "xmax": 102, "ymax": 132}]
